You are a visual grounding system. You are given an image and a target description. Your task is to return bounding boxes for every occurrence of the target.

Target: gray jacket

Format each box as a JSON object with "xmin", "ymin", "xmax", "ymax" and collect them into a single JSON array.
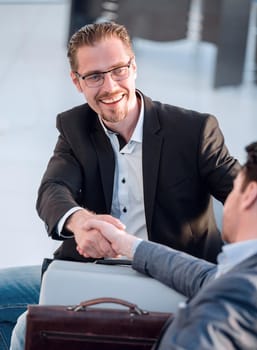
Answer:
[{"xmin": 133, "ymin": 241, "xmax": 257, "ymax": 349}]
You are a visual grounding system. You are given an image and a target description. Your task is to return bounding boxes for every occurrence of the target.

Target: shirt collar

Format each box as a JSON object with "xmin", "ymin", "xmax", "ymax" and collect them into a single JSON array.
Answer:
[
  {"xmin": 98, "ymin": 91, "xmax": 144, "ymax": 144},
  {"xmin": 216, "ymin": 238, "xmax": 257, "ymax": 277}
]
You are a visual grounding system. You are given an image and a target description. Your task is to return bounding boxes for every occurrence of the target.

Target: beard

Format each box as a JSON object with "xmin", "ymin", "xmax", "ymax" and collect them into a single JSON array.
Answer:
[
  {"xmin": 97, "ymin": 90, "xmax": 129, "ymax": 124},
  {"xmin": 100, "ymin": 104, "xmax": 128, "ymax": 124}
]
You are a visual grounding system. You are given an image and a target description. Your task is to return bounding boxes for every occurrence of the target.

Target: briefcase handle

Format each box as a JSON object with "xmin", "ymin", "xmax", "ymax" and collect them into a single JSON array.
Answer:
[{"xmin": 68, "ymin": 297, "xmax": 148, "ymax": 315}]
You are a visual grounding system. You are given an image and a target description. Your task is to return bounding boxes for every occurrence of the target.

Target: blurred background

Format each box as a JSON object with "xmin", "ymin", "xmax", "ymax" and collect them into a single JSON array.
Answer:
[{"xmin": 0, "ymin": 0, "xmax": 256, "ymax": 268}]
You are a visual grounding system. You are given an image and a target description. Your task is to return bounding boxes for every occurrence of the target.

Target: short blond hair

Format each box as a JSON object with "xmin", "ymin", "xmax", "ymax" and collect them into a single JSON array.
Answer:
[{"xmin": 67, "ymin": 22, "xmax": 134, "ymax": 71}]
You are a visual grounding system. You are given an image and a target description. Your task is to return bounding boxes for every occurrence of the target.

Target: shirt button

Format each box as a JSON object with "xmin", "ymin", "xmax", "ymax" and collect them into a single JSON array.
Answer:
[
  {"xmin": 123, "ymin": 207, "xmax": 127, "ymax": 213},
  {"xmin": 121, "ymin": 178, "xmax": 126, "ymax": 184}
]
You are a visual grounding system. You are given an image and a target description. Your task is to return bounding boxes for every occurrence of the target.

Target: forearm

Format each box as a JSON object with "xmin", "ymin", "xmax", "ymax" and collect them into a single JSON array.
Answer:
[
  {"xmin": 37, "ymin": 182, "xmax": 81, "ymax": 238},
  {"xmin": 132, "ymin": 241, "xmax": 216, "ymax": 298},
  {"xmin": 37, "ymin": 126, "xmax": 85, "ymax": 236}
]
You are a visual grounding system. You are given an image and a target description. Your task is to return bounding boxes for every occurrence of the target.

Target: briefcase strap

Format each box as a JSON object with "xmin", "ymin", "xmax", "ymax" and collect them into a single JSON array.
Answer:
[{"xmin": 68, "ymin": 297, "xmax": 149, "ymax": 315}]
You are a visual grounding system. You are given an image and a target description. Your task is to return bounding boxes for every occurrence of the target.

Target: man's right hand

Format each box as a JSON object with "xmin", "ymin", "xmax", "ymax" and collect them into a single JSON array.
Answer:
[
  {"xmin": 64, "ymin": 209, "xmax": 125, "ymax": 259},
  {"xmin": 83, "ymin": 219, "xmax": 138, "ymax": 259}
]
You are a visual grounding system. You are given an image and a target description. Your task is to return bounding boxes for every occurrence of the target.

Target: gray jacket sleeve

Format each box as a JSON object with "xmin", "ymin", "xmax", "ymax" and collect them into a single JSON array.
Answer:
[
  {"xmin": 133, "ymin": 242, "xmax": 257, "ymax": 349},
  {"xmin": 132, "ymin": 241, "xmax": 216, "ymax": 298},
  {"xmin": 157, "ymin": 269, "xmax": 257, "ymax": 350}
]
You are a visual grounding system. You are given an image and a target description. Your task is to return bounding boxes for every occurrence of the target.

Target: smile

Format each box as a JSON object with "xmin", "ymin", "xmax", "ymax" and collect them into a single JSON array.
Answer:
[{"xmin": 100, "ymin": 93, "xmax": 124, "ymax": 105}]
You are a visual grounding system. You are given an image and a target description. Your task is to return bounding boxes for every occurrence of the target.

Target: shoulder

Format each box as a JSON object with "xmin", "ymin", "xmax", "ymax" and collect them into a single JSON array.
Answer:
[
  {"xmin": 57, "ymin": 103, "xmax": 90, "ymax": 121},
  {"xmin": 198, "ymin": 263, "xmax": 257, "ymax": 307},
  {"xmin": 168, "ymin": 267, "xmax": 257, "ymax": 349},
  {"xmin": 56, "ymin": 103, "xmax": 97, "ymax": 131},
  {"xmin": 141, "ymin": 92, "xmax": 218, "ymax": 130}
]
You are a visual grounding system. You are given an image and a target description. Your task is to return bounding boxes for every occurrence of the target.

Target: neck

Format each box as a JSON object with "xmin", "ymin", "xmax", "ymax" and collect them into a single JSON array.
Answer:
[
  {"xmin": 233, "ymin": 217, "xmax": 257, "ymax": 243},
  {"xmin": 235, "ymin": 230, "xmax": 257, "ymax": 243},
  {"xmin": 103, "ymin": 94, "xmax": 141, "ymax": 142}
]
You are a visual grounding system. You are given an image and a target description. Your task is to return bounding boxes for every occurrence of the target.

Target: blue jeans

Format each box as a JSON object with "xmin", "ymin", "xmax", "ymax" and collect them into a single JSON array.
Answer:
[{"xmin": 0, "ymin": 265, "xmax": 41, "ymax": 350}]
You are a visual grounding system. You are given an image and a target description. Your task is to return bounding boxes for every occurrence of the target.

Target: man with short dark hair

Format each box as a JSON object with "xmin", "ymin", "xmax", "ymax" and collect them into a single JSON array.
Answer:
[{"xmin": 84, "ymin": 141, "xmax": 257, "ymax": 349}]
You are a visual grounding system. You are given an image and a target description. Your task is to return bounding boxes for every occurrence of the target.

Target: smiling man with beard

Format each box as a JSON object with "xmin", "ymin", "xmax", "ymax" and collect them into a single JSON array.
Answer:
[
  {"xmin": 36, "ymin": 21, "xmax": 239, "ymax": 263},
  {"xmin": 1, "ymin": 22, "xmax": 241, "ymax": 349}
]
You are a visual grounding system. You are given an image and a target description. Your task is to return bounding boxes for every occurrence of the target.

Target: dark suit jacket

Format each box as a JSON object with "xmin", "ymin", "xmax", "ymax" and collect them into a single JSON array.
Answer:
[
  {"xmin": 36, "ymin": 91, "xmax": 240, "ymax": 263},
  {"xmin": 133, "ymin": 241, "xmax": 257, "ymax": 349}
]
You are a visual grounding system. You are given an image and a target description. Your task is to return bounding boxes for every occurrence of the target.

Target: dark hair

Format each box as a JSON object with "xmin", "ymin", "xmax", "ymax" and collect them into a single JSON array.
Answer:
[
  {"xmin": 241, "ymin": 142, "xmax": 257, "ymax": 190},
  {"xmin": 67, "ymin": 22, "xmax": 134, "ymax": 72}
]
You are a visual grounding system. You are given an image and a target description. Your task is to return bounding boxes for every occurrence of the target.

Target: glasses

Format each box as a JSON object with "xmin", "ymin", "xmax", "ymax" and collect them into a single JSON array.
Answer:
[{"xmin": 75, "ymin": 58, "xmax": 133, "ymax": 88}]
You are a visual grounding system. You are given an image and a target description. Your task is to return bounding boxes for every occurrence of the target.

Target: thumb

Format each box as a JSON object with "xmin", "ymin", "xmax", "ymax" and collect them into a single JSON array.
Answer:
[{"xmin": 85, "ymin": 219, "xmax": 123, "ymax": 242}]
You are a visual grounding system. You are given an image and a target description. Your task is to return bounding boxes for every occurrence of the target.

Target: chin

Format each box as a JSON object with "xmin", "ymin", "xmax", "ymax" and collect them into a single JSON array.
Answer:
[
  {"xmin": 103, "ymin": 112, "xmax": 127, "ymax": 124},
  {"xmin": 102, "ymin": 116, "xmax": 124, "ymax": 124},
  {"xmin": 222, "ymin": 230, "xmax": 232, "ymax": 244}
]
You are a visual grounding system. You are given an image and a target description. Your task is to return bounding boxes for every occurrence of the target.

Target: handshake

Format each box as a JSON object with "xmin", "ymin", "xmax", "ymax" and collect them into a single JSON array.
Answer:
[{"xmin": 65, "ymin": 209, "xmax": 140, "ymax": 259}]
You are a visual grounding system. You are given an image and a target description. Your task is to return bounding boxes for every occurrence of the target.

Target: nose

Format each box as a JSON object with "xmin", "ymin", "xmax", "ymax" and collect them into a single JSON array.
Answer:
[{"xmin": 101, "ymin": 72, "xmax": 119, "ymax": 90}]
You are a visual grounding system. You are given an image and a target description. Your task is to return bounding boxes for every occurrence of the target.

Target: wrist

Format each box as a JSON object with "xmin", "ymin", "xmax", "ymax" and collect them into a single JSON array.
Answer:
[
  {"xmin": 65, "ymin": 208, "xmax": 94, "ymax": 232},
  {"xmin": 119, "ymin": 236, "xmax": 141, "ymax": 259},
  {"xmin": 131, "ymin": 238, "xmax": 143, "ymax": 258}
]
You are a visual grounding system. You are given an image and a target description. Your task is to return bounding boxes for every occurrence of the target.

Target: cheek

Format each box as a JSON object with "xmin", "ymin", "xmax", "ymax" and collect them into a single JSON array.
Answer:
[
  {"xmin": 224, "ymin": 193, "xmax": 239, "ymax": 225},
  {"xmin": 223, "ymin": 195, "xmax": 233, "ymax": 218},
  {"xmin": 222, "ymin": 202, "xmax": 233, "ymax": 241}
]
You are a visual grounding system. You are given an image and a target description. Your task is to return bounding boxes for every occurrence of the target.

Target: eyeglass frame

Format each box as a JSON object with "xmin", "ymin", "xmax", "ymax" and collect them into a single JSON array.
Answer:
[{"xmin": 74, "ymin": 57, "xmax": 134, "ymax": 88}]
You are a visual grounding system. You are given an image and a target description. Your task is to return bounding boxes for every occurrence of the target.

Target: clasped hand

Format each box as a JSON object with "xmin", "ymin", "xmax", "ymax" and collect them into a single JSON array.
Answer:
[{"xmin": 65, "ymin": 209, "xmax": 136, "ymax": 259}]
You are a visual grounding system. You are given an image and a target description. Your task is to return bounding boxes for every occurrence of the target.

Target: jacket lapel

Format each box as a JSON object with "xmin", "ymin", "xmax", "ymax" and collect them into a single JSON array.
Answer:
[
  {"xmin": 90, "ymin": 117, "xmax": 115, "ymax": 213},
  {"xmin": 142, "ymin": 95, "xmax": 163, "ymax": 236}
]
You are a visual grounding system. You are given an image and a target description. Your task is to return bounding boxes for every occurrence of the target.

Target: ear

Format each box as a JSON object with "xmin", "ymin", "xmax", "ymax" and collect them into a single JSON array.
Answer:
[
  {"xmin": 131, "ymin": 58, "xmax": 137, "ymax": 79},
  {"xmin": 241, "ymin": 182, "xmax": 257, "ymax": 210},
  {"xmin": 70, "ymin": 71, "xmax": 83, "ymax": 93}
]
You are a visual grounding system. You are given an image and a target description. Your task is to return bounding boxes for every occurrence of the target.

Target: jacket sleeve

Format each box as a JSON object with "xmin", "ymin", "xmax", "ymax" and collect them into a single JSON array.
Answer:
[
  {"xmin": 158, "ymin": 272, "xmax": 257, "ymax": 350},
  {"xmin": 133, "ymin": 242, "xmax": 257, "ymax": 349},
  {"xmin": 132, "ymin": 241, "xmax": 216, "ymax": 299},
  {"xmin": 198, "ymin": 115, "xmax": 241, "ymax": 203},
  {"xmin": 36, "ymin": 115, "xmax": 84, "ymax": 239}
]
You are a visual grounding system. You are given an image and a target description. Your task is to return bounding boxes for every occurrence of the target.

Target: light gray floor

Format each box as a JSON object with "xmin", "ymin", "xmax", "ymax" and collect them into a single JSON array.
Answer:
[{"xmin": 0, "ymin": 2, "xmax": 257, "ymax": 268}]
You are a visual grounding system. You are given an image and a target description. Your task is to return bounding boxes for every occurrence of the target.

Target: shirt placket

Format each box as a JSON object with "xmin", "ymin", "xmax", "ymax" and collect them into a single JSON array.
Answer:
[{"xmin": 118, "ymin": 142, "xmax": 134, "ymax": 221}]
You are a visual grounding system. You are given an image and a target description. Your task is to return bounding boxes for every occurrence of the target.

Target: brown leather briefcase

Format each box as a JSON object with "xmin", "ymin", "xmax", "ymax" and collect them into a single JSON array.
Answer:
[{"xmin": 25, "ymin": 297, "xmax": 172, "ymax": 350}]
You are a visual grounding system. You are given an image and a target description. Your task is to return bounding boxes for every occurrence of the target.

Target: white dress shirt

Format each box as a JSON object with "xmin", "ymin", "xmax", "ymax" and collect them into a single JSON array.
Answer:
[
  {"xmin": 99, "ymin": 92, "xmax": 147, "ymax": 239},
  {"xmin": 215, "ymin": 238, "xmax": 257, "ymax": 278},
  {"xmin": 58, "ymin": 93, "xmax": 147, "ymax": 240}
]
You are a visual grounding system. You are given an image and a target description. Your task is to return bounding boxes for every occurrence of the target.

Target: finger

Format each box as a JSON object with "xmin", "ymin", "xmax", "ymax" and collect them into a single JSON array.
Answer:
[
  {"xmin": 98, "ymin": 215, "xmax": 126, "ymax": 229},
  {"xmin": 76, "ymin": 229, "xmax": 116, "ymax": 258},
  {"xmin": 76, "ymin": 245, "xmax": 89, "ymax": 257},
  {"xmin": 98, "ymin": 236, "xmax": 117, "ymax": 257},
  {"xmin": 85, "ymin": 220, "xmax": 123, "ymax": 242},
  {"xmin": 76, "ymin": 229, "xmax": 103, "ymax": 258},
  {"xmin": 76, "ymin": 245, "xmax": 99, "ymax": 259}
]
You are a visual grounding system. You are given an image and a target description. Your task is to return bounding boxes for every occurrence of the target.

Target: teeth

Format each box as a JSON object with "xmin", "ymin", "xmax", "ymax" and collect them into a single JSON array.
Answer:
[{"xmin": 101, "ymin": 94, "xmax": 123, "ymax": 104}]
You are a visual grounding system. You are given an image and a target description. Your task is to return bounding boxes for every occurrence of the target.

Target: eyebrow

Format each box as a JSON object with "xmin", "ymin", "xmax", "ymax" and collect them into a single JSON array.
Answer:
[{"xmin": 80, "ymin": 60, "xmax": 129, "ymax": 77}]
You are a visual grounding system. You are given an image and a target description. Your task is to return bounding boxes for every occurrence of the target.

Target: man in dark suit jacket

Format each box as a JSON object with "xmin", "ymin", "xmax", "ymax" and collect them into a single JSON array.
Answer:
[
  {"xmin": 85, "ymin": 141, "xmax": 257, "ymax": 349},
  {"xmin": 37, "ymin": 22, "xmax": 239, "ymax": 264}
]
